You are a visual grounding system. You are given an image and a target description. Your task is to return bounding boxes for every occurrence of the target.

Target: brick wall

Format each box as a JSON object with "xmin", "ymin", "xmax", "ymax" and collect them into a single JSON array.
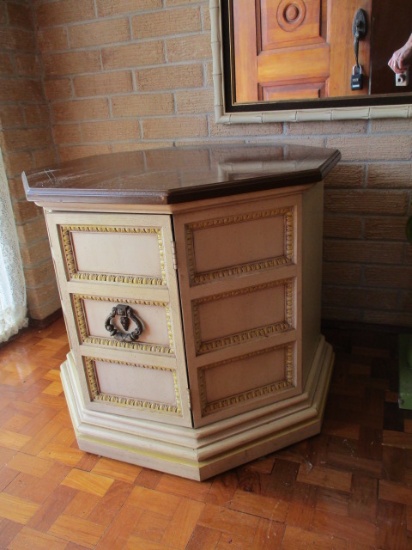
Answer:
[
  {"xmin": 0, "ymin": 0, "xmax": 60, "ymax": 322},
  {"xmin": 1, "ymin": 0, "xmax": 411, "ymax": 328}
]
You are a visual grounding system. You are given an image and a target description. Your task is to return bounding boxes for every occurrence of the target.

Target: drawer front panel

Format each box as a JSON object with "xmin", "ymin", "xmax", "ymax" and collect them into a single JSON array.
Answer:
[
  {"xmin": 193, "ymin": 279, "xmax": 295, "ymax": 355},
  {"xmin": 197, "ymin": 342, "xmax": 296, "ymax": 418},
  {"xmin": 84, "ymin": 357, "xmax": 183, "ymax": 419},
  {"xmin": 46, "ymin": 210, "xmax": 192, "ymax": 427},
  {"xmin": 185, "ymin": 206, "xmax": 295, "ymax": 286},
  {"xmin": 58, "ymin": 214, "xmax": 171, "ymax": 287},
  {"xmin": 174, "ymin": 193, "xmax": 302, "ymax": 426},
  {"xmin": 66, "ymin": 227, "xmax": 164, "ymax": 285},
  {"xmin": 73, "ymin": 294, "xmax": 173, "ymax": 354}
]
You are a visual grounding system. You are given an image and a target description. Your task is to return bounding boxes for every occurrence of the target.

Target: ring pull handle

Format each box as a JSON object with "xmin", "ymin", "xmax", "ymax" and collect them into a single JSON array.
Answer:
[{"xmin": 105, "ymin": 304, "xmax": 144, "ymax": 343}]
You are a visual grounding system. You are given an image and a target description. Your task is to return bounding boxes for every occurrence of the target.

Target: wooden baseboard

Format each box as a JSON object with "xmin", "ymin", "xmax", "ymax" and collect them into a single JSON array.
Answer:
[{"xmin": 29, "ymin": 308, "xmax": 62, "ymax": 329}]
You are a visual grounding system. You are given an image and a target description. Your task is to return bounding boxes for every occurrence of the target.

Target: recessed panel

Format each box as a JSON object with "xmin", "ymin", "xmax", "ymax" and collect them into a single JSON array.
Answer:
[
  {"xmin": 260, "ymin": 0, "xmax": 323, "ymax": 51},
  {"xmin": 199, "ymin": 344, "xmax": 295, "ymax": 417},
  {"xmin": 73, "ymin": 295, "xmax": 173, "ymax": 354},
  {"xmin": 85, "ymin": 357, "xmax": 180, "ymax": 414},
  {"xmin": 193, "ymin": 279, "xmax": 294, "ymax": 355},
  {"xmin": 61, "ymin": 225, "xmax": 165, "ymax": 285},
  {"xmin": 186, "ymin": 207, "xmax": 294, "ymax": 285}
]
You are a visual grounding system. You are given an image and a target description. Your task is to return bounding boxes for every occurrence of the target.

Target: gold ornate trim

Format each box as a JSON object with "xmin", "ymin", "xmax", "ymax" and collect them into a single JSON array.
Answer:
[
  {"xmin": 198, "ymin": 344, "xmax": 295, "ymax": 416},
  {"xmin": 60, "ymin": 224, "xmax": 166, "ymax": 286},
  {"xmin": 192, "ymin": 279, "xmax": 295, "ymax": 355},
  {"xmin": 185, "ymin": 207, "xmax": 295, "ymax": 285},
  {"xmin": 72, "ymin": 294, "xmax": 174, "ymax": 355},
  {"xmin": 84, "ymin": 357, "xmax": 181, "ymax": 414}
]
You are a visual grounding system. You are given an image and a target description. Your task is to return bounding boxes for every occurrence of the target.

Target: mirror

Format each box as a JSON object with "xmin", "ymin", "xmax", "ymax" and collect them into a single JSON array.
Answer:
[{"xmin": 210, "ymin": 0, "xmax": 412, "ymax": 122}]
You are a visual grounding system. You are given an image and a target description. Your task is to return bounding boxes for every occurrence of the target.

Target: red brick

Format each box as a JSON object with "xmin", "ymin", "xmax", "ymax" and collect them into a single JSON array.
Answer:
[
  {"xmin": 209, "ymin": 116, "xmax": 282, "ymax": 138},
  {"xmin": 5, "ymin": 175, "xmax": 26, "ymax": 201},
  {"xmin": 15, "ymin": 54, "xmax": 41, "ymax": 77},
  {"xmin": 17, "ymin": 217, "xmax": 48, "ymax": 247},
  {"xmin": 112, "ymin": 94, "xmax": 174, "ymax": 117},
  {"xmin": 323, "ymin": 215, "xmax": 363, "ymax": 239},
  {"xmin": 102, "ymin": 42, "xmax": 164, "ymax": 70},
  {"xmin": 324, "ymin": 164, "xmax": 365, "ymax": 188},
  {"xmin": 0, "ymin": 28, "xmax": 35, "ymax": 52},
  {"xmin": 2, "ymin": 128, "xmax": 53, "ymax": 151},
  {"xmin": 364, "ymin": 266, "xmax": 412, "ymax": 290},
  {"xmin": 37, "ymin": 28, "xmax": 69, "ymax": 52},
  {"xmin": 166, "ymin": 34, "xmax": 211, "ymax": 62},
  {"xmin": 142, "ymin": 116, "xmax": 207, "ymax": 139},
  {"xmin": 367, "ymin": 164, "xmax": 412, "ymax": 188},
  {"xmin": 0, "ymin": 105, "xmax": 24, "ymax": 128},
  {"xmin": 12, "ymin": 199, "xmax": 42, "ymax": 225},
  {"xmin": 0, "ymin": 79, "xmax": 43, "ymax": 102},
  {"xmin": 73, "ymin": 72, "xmax": 133, "ymax": 97},
  {"xmin": 20, "ymin": 239, "xmax": 54, "ymax": 267},
  {"xmin": 35, "ymin": 0, "xmax": 95, "ymax": 27},
  {"xmin": 3, "ymin": 151, "xmax": 33, "ymax": 178},
  {"xmin": 286, "ymin": 120, "xmax": 367, "ymax": 136},
  {"xmin": 132, "ymin": 8, "xmax": 201, "ymax": 39},
  {"xmin": 52, "ymin": 99, "xmax": 110, "ymax": 123},
  {"xmin": 43, "ymin": 51, "xmax": 101, "ymax": 77},
  {"xmin": 364, "ymin": 218, "xmax": 408, "ymax": 241},
  {"xmin": 44, "ymin": 79, "xmax": 73, "ymax": 101},
  {"xmin": 0, "ymin": 52, "xmax": 13, "ymax": 74},
  {"xmin": 69, "ymin": 19, "xmax": 130, "ymax": 48},
  {"xmin": 58, "ymin": 145, "xmax": 112, "ymax": 162},
  {"xmin": 326, "ymin": 135, "xmax": 412, "ymax": 161},
  {"xmin": 24, "ymin": 105, "xmax": 51, "ymax": 127},
  {"xmin": 80, "ymin": 120, "xmax": 140, "ymax": 142},
  {"xmin": 324, "ymin": 240, "xmax": 404, "ymax": 265},
  {"xmin": 136, "ymin": 64, "xmax": 203, "ymax": 91},
  {"xmin": 322, "ymin": 287, "xmax": 398, "ymax": 311},
  {"xmin": 322, "ymin": 263, "xmax": 362, "ymax": 285},
  {"xmin": 325, "ymin": 190, "xmax": 409, "ymax": 215},
  {"xmin": 175, "ymin": 89, "xmax": 214, "ymax": 114},
  {"xmin": 7, "ymin": 3, "xmax": 33, "ymax": 29},
  {"xmin": 23, "ymin": 259, "xmax": 56, "ymax": 288},
  {"xmin": 33, "ymin": 149, "xmax": 58, "ymax": 170},
  {"xmin": 97, "ymin": 0, "xmax": 162, "ymax": 17},
  {"xmin": 53, "ymin": 124, "xmax": 82, "ymax": 145},
  {"xmin": 0, "ymin": 2, "xmax": 6, "ymax": 25},
  {"xmin": 363, "ymin": 310, "xmax": 412, "ymax": 327}
]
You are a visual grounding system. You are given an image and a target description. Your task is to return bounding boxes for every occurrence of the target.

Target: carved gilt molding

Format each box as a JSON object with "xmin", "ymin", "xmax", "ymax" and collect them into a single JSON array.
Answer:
[
  {"xmin": 84, "ymin": 357, "xmax": 181, "ymax": 414},
  {"xmin": 198, "ymin": 343, "xmax": 295, "ymax": 416},
  {"xmin": 184, "ymin": 208, "xmax": 295, "ymax": 286},
  {"xmin": 192, "ymin": 279, "xmax": 295, "ymax": 355},
  {"xmin": 72, "ymin": 294, "xmax": 174, "ymax": 355},
  {"xmin": 60, "ymin": 224, "xmax": 166, "ymax": 286}
]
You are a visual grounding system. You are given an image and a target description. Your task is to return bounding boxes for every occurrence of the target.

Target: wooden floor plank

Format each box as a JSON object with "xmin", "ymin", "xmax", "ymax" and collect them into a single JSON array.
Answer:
[{"xmin": 0, "ymin": 319, "xmax": 411, "ymax": 548}]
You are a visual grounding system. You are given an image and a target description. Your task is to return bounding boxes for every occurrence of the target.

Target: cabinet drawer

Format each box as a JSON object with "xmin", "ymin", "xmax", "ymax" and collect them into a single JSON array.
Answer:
[
  {"xmin": 45, "ymin": 210, "xmax": 192, "ymax": 427},
  {"xmin": 61, "ymin": 224, "xmax": 165, "ymax": 286},
  {"xmin": 73, "ymin": 294, "xmax": 174, "ymax": 355},
  {"xmin": 60, "ymin": 221, "xmax": 166, "ymax": 287},
  {"xmin": 183, "ymin": 205, "xmax": 295, "ymax": 286},
  {"xmin": 83, "ymin": 356, "xmax": 184, "ymax": 421}
]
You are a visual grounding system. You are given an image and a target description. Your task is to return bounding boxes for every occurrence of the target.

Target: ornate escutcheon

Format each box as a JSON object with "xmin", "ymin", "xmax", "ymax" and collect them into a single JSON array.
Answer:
[{"xmin": 104, "ymin": 304, "xmax": 144, "ymax": 343}]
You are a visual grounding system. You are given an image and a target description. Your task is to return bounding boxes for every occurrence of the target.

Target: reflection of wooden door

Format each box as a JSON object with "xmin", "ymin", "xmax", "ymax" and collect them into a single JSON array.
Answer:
[{"xmin": 233, "ymin": 0, "xmax": 372, "ymax": 102}]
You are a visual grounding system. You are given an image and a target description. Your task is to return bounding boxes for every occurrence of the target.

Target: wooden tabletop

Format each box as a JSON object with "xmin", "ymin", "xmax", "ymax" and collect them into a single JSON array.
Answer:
[{"xmin": 23, "ymin": 143, "xmax": 341, "ymax": 205}]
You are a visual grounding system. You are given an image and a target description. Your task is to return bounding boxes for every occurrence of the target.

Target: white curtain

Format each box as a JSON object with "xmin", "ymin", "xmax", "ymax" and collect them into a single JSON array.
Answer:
[{"xmin": 0, "ymin": 148, "xmax": 27, "ymax": 343}]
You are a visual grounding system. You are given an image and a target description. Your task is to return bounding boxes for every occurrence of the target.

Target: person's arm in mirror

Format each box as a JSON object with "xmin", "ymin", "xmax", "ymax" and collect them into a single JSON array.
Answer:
[{"xmin": 388, "ymin": 34, "xmax": 412, "ymax": 73}]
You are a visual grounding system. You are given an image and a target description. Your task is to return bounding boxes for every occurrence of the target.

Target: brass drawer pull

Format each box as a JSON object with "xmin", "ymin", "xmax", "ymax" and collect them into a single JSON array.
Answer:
[{"xmin": 105, "ymin": 304, "xmax": 144, "ymax": 342}]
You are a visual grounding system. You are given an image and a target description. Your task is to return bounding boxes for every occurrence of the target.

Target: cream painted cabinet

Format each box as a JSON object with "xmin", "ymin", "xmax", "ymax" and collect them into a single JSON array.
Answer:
[
  {"xmin": 45, "ymin": 211, "xmax": 192, "ymax": 427},
  {"xmin": 24, "ymin": 143, "xmax": 340, "ymax": 480}
]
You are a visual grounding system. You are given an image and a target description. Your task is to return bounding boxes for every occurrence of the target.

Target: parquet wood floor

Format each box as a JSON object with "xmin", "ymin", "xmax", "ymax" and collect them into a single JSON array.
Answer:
[{"xmin": 0, "ymin": 318, "xmax": 411, "ymax": 549}]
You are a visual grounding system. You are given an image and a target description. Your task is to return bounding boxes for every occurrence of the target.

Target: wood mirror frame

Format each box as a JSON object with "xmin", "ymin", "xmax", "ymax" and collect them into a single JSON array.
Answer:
[{"xmin": 210, "ymin": 0, "xmax": 412, "ymax": 123}]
